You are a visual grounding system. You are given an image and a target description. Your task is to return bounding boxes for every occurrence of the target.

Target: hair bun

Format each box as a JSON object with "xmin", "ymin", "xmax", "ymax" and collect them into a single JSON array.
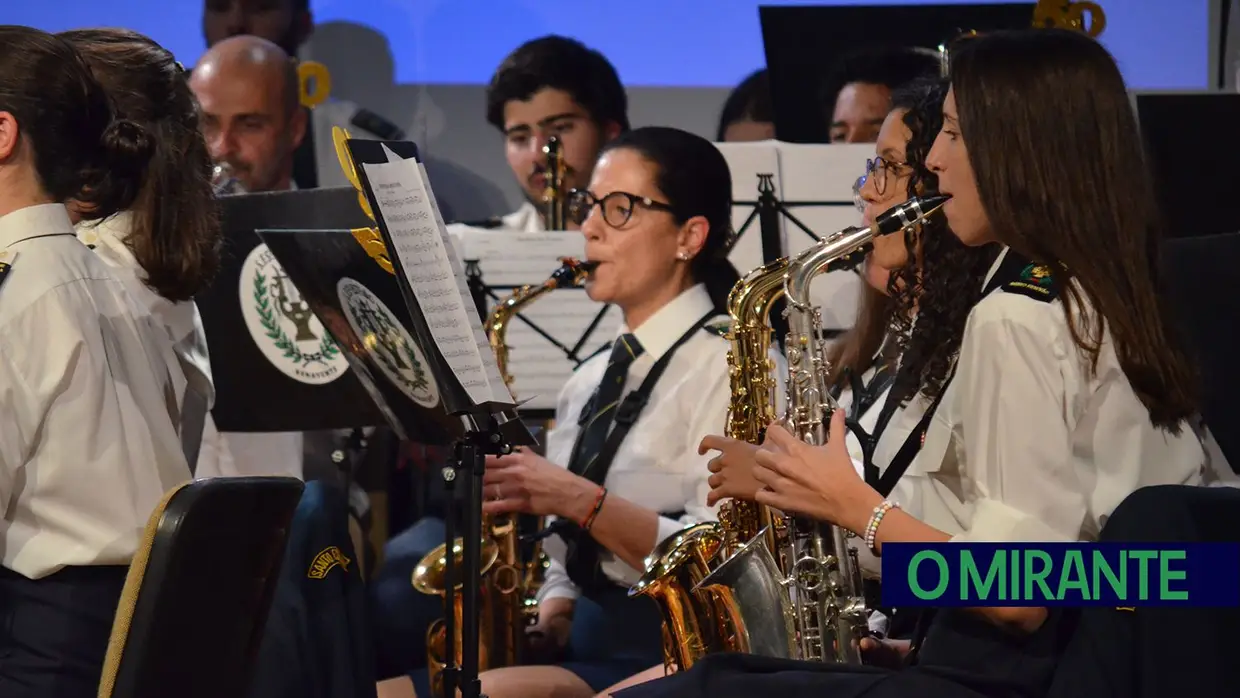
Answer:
[{"xmin": 100, "ymin": 118, "xmax": 155, "ymax": 172}]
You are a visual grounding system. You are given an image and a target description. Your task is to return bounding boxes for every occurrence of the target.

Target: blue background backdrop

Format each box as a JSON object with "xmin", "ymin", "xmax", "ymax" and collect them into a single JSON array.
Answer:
[{"xmin": 7, "ymin": 0, "xmax": 1214, "ymax": 89}]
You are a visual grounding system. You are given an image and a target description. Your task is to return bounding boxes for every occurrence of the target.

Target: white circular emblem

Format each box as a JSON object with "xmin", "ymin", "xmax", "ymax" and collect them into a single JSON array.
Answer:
[
  {"xmin": 238, "ymin": 244, "xmax": 349, "ymax": 385},
  {"xmin": 336, "ymin": 277, "xmax": 440, "ymax": 409}
]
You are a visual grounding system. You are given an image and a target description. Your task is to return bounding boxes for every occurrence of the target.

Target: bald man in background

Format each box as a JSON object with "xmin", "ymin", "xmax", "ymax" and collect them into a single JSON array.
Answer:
[
  {"xmin": 191, "ymin": 35, "xmax": 305, "ymax": 193},
  {"xmin": 190, "ymin": 35, "xmax": 310, "ymax": 484}
]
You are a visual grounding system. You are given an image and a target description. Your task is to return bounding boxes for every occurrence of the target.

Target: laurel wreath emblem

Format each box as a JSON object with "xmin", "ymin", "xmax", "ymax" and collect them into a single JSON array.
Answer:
[
  {"xmin": 352, "ymin": 296, "xmax": 430, "ymax": 396},
  {"xmin": 254, "ymin": 271, "xmax": 340, "ymax": 364}
]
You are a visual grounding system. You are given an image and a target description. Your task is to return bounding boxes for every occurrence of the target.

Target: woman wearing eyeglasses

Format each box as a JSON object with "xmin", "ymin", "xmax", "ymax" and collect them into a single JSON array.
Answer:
[{"xmin": 377, "ymin": 126, "xmax": 774, "ymax": 698}]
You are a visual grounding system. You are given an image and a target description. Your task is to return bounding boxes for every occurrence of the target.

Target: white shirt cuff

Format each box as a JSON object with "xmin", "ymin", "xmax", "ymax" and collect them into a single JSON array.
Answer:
[{"xmin": 948, "ymin": 498, "xmax": 1076, "ymax": 543}]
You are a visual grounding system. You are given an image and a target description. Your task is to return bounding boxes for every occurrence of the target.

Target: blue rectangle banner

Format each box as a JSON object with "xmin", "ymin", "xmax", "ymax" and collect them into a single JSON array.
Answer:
[{"xmin": 880, "ymin": 542, "xmax": 1240, "ymax": 607}]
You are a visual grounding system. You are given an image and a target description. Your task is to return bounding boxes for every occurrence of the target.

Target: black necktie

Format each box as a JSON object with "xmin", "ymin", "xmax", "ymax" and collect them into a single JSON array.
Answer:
[
  {"xmin": 569, "ymin": 333, "xmax": 644, "ymax": 478},
  {"xmin": 561, "ymin": 333, "xmax": 644, "ymax": 591}
]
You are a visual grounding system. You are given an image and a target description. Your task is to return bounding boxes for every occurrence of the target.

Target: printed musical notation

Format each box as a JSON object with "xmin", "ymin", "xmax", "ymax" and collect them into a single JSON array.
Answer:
[
  {"xmin": 361, "ymin": 145, "xmax": 512, "ymax": 407},
  {"xmin": 448, "ymin": 225, "xmax": 622, "ymax": 411}
]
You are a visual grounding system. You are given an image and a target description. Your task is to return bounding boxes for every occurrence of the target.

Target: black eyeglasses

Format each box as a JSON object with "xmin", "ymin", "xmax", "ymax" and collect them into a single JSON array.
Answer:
[
  {"xmin": 567, "ymin": 189, "xmax": 676, "ymax": 228},
  {"xmin": 853, "ymin": 156, "xmax": 912, "ymax": 211}
]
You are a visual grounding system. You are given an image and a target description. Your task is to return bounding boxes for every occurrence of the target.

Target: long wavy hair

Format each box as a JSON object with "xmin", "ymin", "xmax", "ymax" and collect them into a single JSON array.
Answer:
[
  {"xmin": 884, "ymin": 76, "xmax": 999, "ymax": 407},
  {"xmin": 949, "ymin": 29, "xmax": 1197, "ymax": 429}
]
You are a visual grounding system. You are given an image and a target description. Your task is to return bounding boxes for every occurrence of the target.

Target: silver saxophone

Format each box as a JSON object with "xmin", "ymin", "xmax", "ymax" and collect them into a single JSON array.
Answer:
[{"xmin": 695, "ymin": 195, "xmax": 949, "ymax": 664}]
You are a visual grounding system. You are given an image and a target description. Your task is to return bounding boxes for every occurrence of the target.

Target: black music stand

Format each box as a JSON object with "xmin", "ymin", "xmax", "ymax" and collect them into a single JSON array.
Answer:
[
  {"xmin": 201, "ymin": 189, "xmax": 387, "ymax": 439},
  {"xmin": 1133, "ymin": 91, "xmax": 1240, "ymax": 240},
  {"xmin": 345, "ymin": 137, "xmax": 533, "ymax": 698},
  {"xmin": 759, "ymin": 3, "xmax": 1035, "ymax": 143},
  {"xmin": 462, "ymin": 263, "xmax": 613, "ymax": 425},
  {"xmin": 732, "ymin": 172, "xmax": 857, "ymax": 344}
]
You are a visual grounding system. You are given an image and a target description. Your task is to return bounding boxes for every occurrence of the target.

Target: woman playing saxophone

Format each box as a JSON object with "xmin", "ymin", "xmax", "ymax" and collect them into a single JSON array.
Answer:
[
  {"xmin": 612, "ymin": 28, "xmax": 1225, "ymax": 698},
  {"xmin": 378, "ymin": 126, "xmax": 751, "ymax": 698}
]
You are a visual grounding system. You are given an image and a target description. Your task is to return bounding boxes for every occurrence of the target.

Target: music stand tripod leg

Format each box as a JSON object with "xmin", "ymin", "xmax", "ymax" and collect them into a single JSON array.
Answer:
[
  {"xmin": 440, "ymin": 456, "xmax": 460, "ymax": 698},
  {"xmin": 455, "ymin": 423, "xmax": 510, "ymax": 698}
]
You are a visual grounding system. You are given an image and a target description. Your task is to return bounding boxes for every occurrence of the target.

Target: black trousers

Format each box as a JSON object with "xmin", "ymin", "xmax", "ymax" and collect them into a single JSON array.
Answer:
[
  {"xmin": 615, "ymin": 608, "xmax": 1069, "ymax": 698},
  {"xmin": 0, "ymin": 565, "xmax": 128, "ymax": 698}
]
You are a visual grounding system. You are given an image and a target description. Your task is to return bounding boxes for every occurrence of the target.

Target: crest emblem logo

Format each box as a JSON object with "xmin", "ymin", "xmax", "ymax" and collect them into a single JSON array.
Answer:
[
  {"xmin": 1020, "ymin": 264, "xmax": 1054, "ymax": 287},
  {"xmin": 336, "ymin": 278, "xmax": 440, "ymax": 408},
  {"xmin": 239, "ymin": 244, "xmax": 348, "ymax": 385}
]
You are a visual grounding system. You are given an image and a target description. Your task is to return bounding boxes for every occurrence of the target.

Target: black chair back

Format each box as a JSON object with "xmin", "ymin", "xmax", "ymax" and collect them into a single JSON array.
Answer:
[{"xmin": 98, "ymin": 477, "xmax": 304, "ymax": 698}]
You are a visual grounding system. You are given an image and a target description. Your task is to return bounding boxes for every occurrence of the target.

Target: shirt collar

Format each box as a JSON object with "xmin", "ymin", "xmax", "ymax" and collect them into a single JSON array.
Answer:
[
  {"xmin": 981, "ymin": 245, "xmax": 1010, "ymax": 290},
  {"xmin": 0, "ymin": 203, "xmax": 76, "ymax": 249},
  {"xmin": 621, "ymin": 283, "xmax": 715, "ymax": 362},
  {"xmin": 76, "ymin": 210, "xmax": 137, "ymax": 262}
]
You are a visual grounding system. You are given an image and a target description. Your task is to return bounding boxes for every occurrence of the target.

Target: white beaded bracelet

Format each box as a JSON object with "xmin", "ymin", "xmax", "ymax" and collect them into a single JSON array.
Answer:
[{"xmin": 864, "ymin": 500, "xmax": 899, "ymax": 556}]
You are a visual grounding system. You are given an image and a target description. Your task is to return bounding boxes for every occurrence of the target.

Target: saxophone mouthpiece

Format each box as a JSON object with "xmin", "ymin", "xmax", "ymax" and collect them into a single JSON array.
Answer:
[
  {"xmin": 579, "ymin": 260, "xmax": 600, "ymax": 273},
  {"xmin": 873, "ymin": 194, "xmax": 951, "ymax": 237}
]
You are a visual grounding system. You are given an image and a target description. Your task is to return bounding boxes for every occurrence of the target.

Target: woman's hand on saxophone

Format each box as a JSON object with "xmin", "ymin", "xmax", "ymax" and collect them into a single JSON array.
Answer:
[
  {"xmin": 753, "ymin": 410, "xmax": 883, "ymax": 535},
  {"xmin": 482, "ymin": 447, "xmax": 598, "ymax": 519},
  {"xmin": 698, "ymin": 435, "xmax": 763, "ymax": 506}
]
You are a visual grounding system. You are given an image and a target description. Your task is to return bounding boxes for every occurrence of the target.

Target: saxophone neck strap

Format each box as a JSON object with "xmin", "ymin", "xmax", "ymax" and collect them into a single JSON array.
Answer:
[{"xmin": 567, "ymin": 311, "xmax": 715, "ymax": 485}]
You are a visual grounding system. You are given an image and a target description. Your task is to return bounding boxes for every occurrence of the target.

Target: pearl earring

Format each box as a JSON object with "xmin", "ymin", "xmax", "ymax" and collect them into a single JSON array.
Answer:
[{"xmin": 678, "ymin": 251, "xmax": 689, "ymax": 261}]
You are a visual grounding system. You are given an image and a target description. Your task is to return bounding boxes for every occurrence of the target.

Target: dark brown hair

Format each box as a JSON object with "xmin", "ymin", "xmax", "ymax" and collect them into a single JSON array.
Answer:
[
  {"xmin": 0, "ymin": 25, "xmax": 151, "ymax": 216},
  {"xmin": 599, "ymin": 126, "xmax": 740, "ymax": 313},
  {"xmin": 825, "ymin": 282, "xmax": 894, "ymax": 390},
  {"xmin": 62, "ymin": 28, "xmax": 220, "ymax": 301},
  {"xmin": 886, "ymin": 76, "xmax": 999, "ymax": 406},
  {"xmin": 950, "ymin": 29, "xmax": 1197, "ymax": 429}
]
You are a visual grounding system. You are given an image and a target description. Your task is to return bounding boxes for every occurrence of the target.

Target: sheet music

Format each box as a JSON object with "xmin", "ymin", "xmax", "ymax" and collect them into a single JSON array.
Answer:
[
  {"xmin": 716, "ymin": 140, "xmax": 871, "ymax": 330},
  {"xmin": 448, "ymin": 225, "xmax": 622, "ymax": 411},
  {"xmin": 361, "ymin": 145, "xmax": 511, "ymax": 407}
]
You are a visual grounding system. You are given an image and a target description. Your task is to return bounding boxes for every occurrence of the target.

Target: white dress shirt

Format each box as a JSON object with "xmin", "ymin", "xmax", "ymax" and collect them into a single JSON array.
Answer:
[
  {"xmin": 0, "ymin": 204, "xmax": 190, "ymax": 578},
  {"xmin": 537, "ymin": 284, "xmax": 760, "ymax": 603},
  {"xmin": 501, "ymin": 201, "xmax": 544, "ymax": 233},
  {"xmin": 76, "ymin": 212, "xmax": 218, "ymax": 474},
  {"xmin": 886, "ymin": 246, "xmax": 1211, "ymax": 550}
]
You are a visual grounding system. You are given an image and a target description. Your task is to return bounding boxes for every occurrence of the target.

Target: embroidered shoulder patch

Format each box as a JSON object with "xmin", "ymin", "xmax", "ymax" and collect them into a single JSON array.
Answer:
[
  {"xmin": 702, "ymin": 320, "xmax": 732, "ymax": 338},
  {"xmin": 0, "ymin": 250, "xmax": 17, "ymax": 291},
  {"xmin": 307, "ymin": 545, "xmax": 351, "ymax": 579},
  {"xmin": 1000, "ymin": 263, "xmax": 1059, "ymax": 303}
]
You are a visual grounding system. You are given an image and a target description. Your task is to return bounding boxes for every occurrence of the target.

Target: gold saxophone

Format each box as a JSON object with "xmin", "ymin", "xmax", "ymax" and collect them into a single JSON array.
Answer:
[
  {"xmin": 542, "ymin": 136, "xmax": 568, "ymax": 230},
  {"xmin": 635, "ymin": 197, "xmax": 949, "ymax": 670},
  {"xmin": 412, "ymin": 257, "xmax": 596, "ymax": 696},
  {"xmin": 630, "ymin": 257, "xmax": 797, "ymax": 672}
]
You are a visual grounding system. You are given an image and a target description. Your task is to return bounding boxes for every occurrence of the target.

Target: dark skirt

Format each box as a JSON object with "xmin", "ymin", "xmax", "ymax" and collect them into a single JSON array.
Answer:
[
  {"xmin": 0, "ymin": 565, "xmax": 128, "ymax": 698},
  {"xmin": 614, "ymin": 608, "xmax": 1070, "ymax": 698},
  {"xmin": 409, "ymin": 584, "xmax": 664, "ymax": 695}
]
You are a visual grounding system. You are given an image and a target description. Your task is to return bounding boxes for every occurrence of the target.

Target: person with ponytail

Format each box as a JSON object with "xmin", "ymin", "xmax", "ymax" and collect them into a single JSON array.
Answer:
[
  {"xmin": 0, "ymin": 25, "xmax": 192, "ymax": 697},
  {"xmin": 377, "ymin": 126, "xmax": 782, "ymax": 698},
  {"xmin": 60, "ymin": 27, "xmax": 222, "ymax": 476}
]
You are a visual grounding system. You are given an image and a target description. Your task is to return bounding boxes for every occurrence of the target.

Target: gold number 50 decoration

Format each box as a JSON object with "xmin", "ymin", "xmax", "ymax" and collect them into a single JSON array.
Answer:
[
  {"xmin": 332, "ymin": 125, "xmax": 395, "ymax": 275},
  {"xmin": 297, "ymin": 60, "xmax": 333, "ymax": 108},
  {"xmin": 1032, "ymin": 0, "xmax": 1107, "ymax": 38}
]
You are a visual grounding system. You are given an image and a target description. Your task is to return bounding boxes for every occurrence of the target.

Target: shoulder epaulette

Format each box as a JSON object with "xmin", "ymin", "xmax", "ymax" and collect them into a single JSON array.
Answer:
[
  {"xmin": 999, "ymin": 262, "xmax": 1059, "ymax": 303},
  {"xmin": 0, "ymin": 250, "xmax": 16, "ymax": 291},
  {"xmin": 701, "ymin": 319, "xmax": 732, "ymax": 338}
]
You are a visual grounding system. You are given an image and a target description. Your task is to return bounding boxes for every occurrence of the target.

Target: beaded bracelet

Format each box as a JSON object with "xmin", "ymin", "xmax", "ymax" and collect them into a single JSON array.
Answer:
[
  {"xmin": 581, "ymin": 486, "xmax": 609, "ymax": 531},
  {"xmin": 864, "ymin": 500, "xmax": 899, "ymax": 556}
]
